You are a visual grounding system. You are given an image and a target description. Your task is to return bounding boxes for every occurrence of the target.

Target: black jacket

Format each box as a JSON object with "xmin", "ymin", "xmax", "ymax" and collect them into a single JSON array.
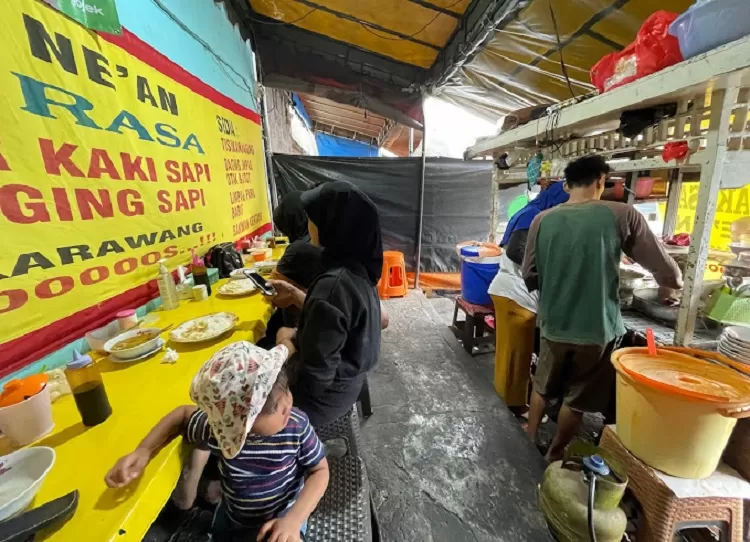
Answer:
[{"xmin": 291, "ymin": 263, "xmax": 381, "ymax": 427}]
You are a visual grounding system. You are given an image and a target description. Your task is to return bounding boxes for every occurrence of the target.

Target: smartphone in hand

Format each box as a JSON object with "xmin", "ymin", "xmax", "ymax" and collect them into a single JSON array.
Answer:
[{"xmin": 244, "ymin": 271, "xmax": 277, "ymax": 296}]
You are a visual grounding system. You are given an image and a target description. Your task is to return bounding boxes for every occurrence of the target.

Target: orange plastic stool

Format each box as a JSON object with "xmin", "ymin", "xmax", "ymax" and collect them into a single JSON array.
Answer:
[{"xmin": 378, "ymin": 251, "xmax": 408, "ymax": 299}]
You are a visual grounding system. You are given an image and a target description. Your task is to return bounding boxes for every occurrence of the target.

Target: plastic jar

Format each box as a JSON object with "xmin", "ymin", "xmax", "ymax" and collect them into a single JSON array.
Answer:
[
  {"xmin": 65, "ymin": 351, "xmax": 112, "ymax": 427},
  {"xmin": 116, "ymin": 309, "xmax": 138, "ymax": 331}
]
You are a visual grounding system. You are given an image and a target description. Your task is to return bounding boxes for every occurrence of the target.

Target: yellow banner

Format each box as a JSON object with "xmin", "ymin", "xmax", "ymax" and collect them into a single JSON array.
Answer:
[
  {"xmin": 670, "ymin": 184, "xmax": 750, "ymax": 251},
  {"xmin": 0, "ymin": 2, "xmax": 270, "ymax": 351}
]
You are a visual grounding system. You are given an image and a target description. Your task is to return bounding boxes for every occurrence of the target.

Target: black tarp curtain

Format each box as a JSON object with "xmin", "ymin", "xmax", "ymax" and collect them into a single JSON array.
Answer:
[{"xmin": 271, "ymin": 155, "xmax": 493, "ymax": 273}]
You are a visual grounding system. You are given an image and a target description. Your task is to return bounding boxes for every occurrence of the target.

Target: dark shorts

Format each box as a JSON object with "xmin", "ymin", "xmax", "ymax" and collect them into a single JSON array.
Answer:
[
  {"xmin": 533, "ymin": 337, "xmax": 620, "ymax": 414},
  {"xmin": 211, "ymin": 501, "xmax": 307, "ymax": 542}
]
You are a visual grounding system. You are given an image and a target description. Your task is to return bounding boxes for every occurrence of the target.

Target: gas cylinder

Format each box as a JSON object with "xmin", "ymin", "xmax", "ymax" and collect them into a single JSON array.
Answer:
[{"xmin": 539, "ymin": 443, "xmax": 628, "ymax": 542}]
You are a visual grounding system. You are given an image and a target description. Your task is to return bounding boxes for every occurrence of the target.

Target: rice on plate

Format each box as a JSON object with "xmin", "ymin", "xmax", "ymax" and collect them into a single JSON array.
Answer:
[{"xmin": 170, "ymin": 312, "xmax": 239, "ymax": 343}]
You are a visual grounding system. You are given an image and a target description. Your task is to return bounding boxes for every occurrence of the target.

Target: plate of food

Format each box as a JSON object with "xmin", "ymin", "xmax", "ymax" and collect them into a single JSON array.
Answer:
[
  {"xmin": 229, "ymin": 268, "xmax": 254, "ymax": 280},
  {"xmin": 169, "ymin": 312, "xmax": 239, "ymax": 343},
  {"xmin": 109, "ymin": 338, "xmax": 165, "ymax": 363},
  {"xmin": 218, "ymin": 279, "xmax": 257, "ymax": 296},
  {"xmin": 253, "ymin": 260, "xmax": 278, "ymax": 275},
  {"xmin": 105, "ymin": 328, "xmax": 163, "ymax": 360}
]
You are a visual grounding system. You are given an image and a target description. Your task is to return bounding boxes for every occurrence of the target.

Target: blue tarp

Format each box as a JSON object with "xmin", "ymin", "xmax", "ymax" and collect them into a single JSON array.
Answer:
[
  {"xmin": 291, "ymin": 93, "xmax": 312, "ymax": 129},
  {"xmin": 315, "ymin": 133, "xmax": 379, "ymax": 157}
]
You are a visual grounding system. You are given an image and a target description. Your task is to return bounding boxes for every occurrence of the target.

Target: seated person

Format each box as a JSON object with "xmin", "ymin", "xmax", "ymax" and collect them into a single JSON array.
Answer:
[
  {"xmin": 272, "ymin": 191, "xmax": 326, "ymax": 291},
  {"xmin": 270, "ymin": 181, "xmax": 383, "ymax": 427},
  {"xmin": 258, "ymin": 192, "xmax": 326, "ymax": 349},
  {"xmin": 105, "ymin": 341, "xmax": 329, "ymax": 542},
  {"xmin": 270, "ymin": 190, "xmax": 389, "ymax": 331}
]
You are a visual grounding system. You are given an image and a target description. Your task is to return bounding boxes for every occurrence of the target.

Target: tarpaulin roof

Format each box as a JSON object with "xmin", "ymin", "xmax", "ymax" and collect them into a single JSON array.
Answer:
[
  {"xmin": 437, "ymin": 0, "xmax": 695, "ymax": 121},
  {"xmin": 225, "ymin": 0, "xmax": 524, "ymax": 126}
]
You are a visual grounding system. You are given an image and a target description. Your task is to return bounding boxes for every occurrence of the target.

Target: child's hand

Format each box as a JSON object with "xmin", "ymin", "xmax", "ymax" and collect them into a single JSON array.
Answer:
[
  {"xmin": 105, "ymin": 448, "xmax": 150, "ymax": 488},
  {"xmin": 257, "ymin": 515, "xmax": 303, "ymax": 542}
]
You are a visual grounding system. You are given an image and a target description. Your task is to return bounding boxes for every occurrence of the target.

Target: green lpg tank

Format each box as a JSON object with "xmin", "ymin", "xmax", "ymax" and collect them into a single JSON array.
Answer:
[{"xmin": 539, "ymin": 442, "xmax": 628, "ymax": 542}]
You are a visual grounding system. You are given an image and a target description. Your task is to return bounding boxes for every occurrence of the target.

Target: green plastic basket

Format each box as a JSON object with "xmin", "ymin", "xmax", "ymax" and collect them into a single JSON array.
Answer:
[{"xmin": 705, "ymin": 290, "xmax": 750, "ymax": 326}]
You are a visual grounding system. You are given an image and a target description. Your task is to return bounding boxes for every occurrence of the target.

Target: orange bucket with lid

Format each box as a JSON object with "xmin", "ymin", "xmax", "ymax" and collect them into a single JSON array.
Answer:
[{"xmin": 612, "ymin": 347, "xmax": 750, "ymax": 479}]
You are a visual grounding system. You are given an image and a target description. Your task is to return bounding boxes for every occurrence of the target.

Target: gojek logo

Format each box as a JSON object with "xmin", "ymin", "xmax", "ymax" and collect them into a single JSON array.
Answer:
[{"xmin": 71, "ymin": 0, "xmax": 105, "ymax": 15}]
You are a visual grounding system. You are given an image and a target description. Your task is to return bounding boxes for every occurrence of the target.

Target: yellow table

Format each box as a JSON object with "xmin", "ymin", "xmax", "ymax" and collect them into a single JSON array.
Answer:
[{"xmin": 33, "ymin": 281, "xmax": 275, "ymax": 541}]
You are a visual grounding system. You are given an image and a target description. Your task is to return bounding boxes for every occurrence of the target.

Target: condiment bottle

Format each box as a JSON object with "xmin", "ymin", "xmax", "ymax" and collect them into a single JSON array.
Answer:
[
  {"xmin": 192, "ymin": 264, "xmax": 212, "ymax": 296},
  {"xmin": 157, "ymin": 259, "xmax": 180, "ymax": 310},
  {"xmin": 65, "ymin": 350, "xmax": 112, "ymax": 427}
]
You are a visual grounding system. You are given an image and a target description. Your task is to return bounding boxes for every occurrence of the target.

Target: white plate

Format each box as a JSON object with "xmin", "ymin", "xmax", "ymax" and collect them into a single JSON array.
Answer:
[
  {"xmin": 720, "ymin": 335, "xmax": 750, "ymax": 351},
  {"xmin": 0, "ymin": 447, "xmax": 55, "ymax": 521},
  {"xmin": 253, "ymin": 260, "xmax": 278, "ymax": 273},
  {"xmin": 108, "ymin": 339, "xmax": 164, "ymax": 363},
  {"xmin": 229, "ymin": 268, "xmax": 254, "ymax": 280},
  {"xmin": 169, "ymin": 312, "xmax": 239, "ymax": 343},
  {"xmin": 721, "ymin": 334, "xmax": 750, "ymax": 352},
  {"xmin": 218, "ymin": 279, "xmax": 257, "ymax": 296},
  {"xmin": 719, "ymin": 344, "xmax": 750, "ymax": 364},
  {"xmin": 724, "ymin": 325, "xmax": 750, "ymax": 343}
]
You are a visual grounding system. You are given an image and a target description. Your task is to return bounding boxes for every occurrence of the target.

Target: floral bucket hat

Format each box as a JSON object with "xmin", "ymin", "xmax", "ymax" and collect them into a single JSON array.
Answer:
[{"xmin": 190, "ymin": 341, "xmax": 288, "ymax": 458}]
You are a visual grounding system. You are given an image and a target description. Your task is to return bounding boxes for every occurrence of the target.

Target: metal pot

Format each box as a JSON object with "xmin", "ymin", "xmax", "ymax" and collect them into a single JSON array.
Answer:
[{"xmin": 632, "ymin": 288, "xmax": 679, "ymax": 323}]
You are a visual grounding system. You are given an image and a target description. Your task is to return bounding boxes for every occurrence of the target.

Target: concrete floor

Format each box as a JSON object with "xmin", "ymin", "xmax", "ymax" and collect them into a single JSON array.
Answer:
[{"xmin": 363, "ymin": 293, "xmax": 553, "ymax": 542}]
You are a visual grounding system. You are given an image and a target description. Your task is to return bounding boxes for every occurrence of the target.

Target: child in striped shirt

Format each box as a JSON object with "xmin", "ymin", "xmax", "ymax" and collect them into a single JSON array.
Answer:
[{"xmin": 105, "ymin": 341, "xmax": 329, "ymax": 542}]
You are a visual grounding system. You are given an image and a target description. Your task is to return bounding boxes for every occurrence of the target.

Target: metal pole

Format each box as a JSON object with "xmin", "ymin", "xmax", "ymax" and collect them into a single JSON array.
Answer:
[
  {"xmin": 489, "ymin": 171, "xmax": 499, "ymax": 243},
  {"xmin": 408, "ymin": 127, "xmax": 414, "ymax": 156},
  {"xmin": 662, "ymin": 170, "xmax": 683, "ymax": 237},
  {"xmin": 414, "ymin": 99, "xmax": 427, "ymax": 290},
  {"xmin": 675, "ymin": 81, "xmax": 739, "ymax": 345}
]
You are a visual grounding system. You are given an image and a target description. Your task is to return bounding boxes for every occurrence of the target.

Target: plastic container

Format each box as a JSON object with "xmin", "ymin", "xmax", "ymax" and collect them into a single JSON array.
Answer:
[
  {"xmin": 192, "ymin": 265, "xmax": 212, "ymax": 296},
  {"xmin": 456, "ymin": 241, "xmax": 502, "ymax": 259},
  {"xmin": 612, "ymin": 347, "xmax": 750, "ymax": 478},
  {"xmin": 65, "ymin": 351, "xmax": 112, "ymax": 427},
  {"xmin": 669, "ymin": 0, "xmax": 750, "ymax": 60},
  {"xmin": 192, "ymin": 285, "xmax": 208, "ymax": 301},
  {"xmin": 0, "ymin": 374, "xmax": 54, "ymax": 447},
  {"xmin": 0, "ymin": 447, "xmax": 55, "ymax": 521},
  {"xmin": 460, "ymin": 254, "xmax": 503, "ymax": 306},
  {"xmin": 116, "ymin": 309, "xmax": 138, "ymax": 331},
  {"xmin": 634, "ymin": 177, "xmax": 656, "ymax": 199},
  {"xmin": 156, "ymin": 259, "xmax": 180, "ymax": 310},
  {"xmin": 85, "ymin": 320, "xmax": 120, "ymax": 351}
]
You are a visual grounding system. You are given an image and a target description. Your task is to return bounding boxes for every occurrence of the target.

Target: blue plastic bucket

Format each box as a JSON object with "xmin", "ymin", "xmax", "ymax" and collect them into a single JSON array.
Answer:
[{"xmin": 461, "ymin": 255, "xmax": 501, "ymax": 306}]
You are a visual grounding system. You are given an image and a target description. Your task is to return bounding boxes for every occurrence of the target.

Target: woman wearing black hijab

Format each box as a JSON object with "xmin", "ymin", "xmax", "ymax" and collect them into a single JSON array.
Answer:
[
  {"xmin": 271, "ymin": 191, "xmax": 325, "ymax": 290},
  {"xmin": 270, "ymin": 181, "xmax": 383, "ymax": 427},
  {"xmin": 256, "ymin": 192, "xmax": 325, "ymax": 350}
]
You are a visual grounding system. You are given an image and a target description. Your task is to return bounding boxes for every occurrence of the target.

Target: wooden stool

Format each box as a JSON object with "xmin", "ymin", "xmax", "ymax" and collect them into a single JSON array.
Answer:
[
  {"xmin": 599, "ymin": 426, "xmax": 745, "ymax": 541},
  {"xmin": 451, "ymin": 296, "xmax": 494, "ymax": 356}
]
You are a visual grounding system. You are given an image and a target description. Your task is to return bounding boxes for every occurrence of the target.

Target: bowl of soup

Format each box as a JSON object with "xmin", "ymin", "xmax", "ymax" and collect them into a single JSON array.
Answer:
[{"xmin": 104, "ymin": 328, "xmax": 162, "ymax": 360}]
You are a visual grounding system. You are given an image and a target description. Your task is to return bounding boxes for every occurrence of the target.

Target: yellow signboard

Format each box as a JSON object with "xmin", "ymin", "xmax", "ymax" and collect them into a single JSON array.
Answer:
[
  {"xmin": 0, "ymin": 1, "xmax": 270, "ymax": 371},
  {"xmin": 671, "ymin": 183, "xmax": 750, "ymax": 251}
]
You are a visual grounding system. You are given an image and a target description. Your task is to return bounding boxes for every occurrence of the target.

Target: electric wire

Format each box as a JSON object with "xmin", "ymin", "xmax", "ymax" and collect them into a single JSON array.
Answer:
[
  {"xmin": 548, "ymin": 0, "xmax": 583, "ymax": 103},
  {"xmin": 149, "ymin": 0, "xmax": 258, "ymax": 106}
]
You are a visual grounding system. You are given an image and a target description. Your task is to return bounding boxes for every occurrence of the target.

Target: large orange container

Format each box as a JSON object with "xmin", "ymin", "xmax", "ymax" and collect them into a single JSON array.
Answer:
[{"xmin": 612, "ymin": 347, "xmax": 750, "ymax": 478}]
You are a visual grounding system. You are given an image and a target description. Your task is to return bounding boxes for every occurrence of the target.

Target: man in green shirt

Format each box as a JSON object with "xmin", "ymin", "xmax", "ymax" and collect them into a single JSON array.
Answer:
[{"xmin": 522, "ymin": 155, "xmax": 682, "ymax": 462}]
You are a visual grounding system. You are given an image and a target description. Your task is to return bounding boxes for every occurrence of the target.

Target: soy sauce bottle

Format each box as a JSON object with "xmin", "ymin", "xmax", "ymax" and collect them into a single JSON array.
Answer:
[{"xmin": 65, "ymin": 350, "xmax": 112, "ymax": 426}]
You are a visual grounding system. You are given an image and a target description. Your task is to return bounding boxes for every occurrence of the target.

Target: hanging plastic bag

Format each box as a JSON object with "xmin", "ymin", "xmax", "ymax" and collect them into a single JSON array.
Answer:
[
  {"xmin": 662, "ymin": 141, "xmax": 689, "ymax": 162},
  {"xmin": 591, "ymin": 11, "xmax": 683, "ymax": 93}
]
